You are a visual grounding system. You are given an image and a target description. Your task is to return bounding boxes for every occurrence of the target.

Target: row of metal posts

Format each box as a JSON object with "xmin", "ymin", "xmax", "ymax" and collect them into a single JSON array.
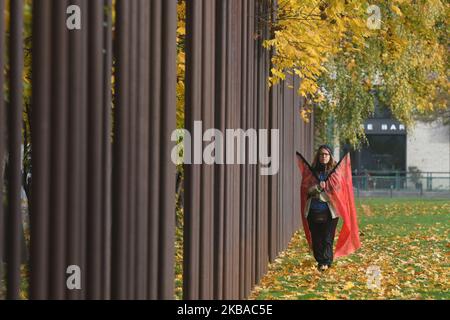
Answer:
[{"xmin": 0, "ymin": 0, "xmax": 313, "ymax": 300}]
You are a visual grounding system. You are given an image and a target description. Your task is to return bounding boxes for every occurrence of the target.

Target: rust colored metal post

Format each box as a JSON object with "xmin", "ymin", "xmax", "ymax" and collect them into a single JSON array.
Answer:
[
  {"xmin": 86, "ymin": 0, "xmax": 104, "ymax": 300},
  {"xmin": 30, "ymin": 0, "xmax": 51, "ymax": 300},
  {"xmin": 184, "ymin": 0, "xmax": 202, "ymax": 300},
  {"xmin": 6, "ymin": 0, "xmax": 24, "ymax": 300},
  {"xmin": 0, "ymin": 0, "xmax": 5, "ymax": 287},
  {"xmin": 111, "ymin": 0, "xmax": 130, "ymax": 300},
  {"xmin": 135, "ymin": 0, "xmax": 150, "ymax": 300},
  {"xmin": 147, "ymin": 0, "xmax": 162, "ymax": 300},
  {"xmin": 158, "ymin": 0, "xmax": 177, "ymax": 299},
  {"xmin": 49, "ymin": 0, "xmax": 68, "ymax": 300}
]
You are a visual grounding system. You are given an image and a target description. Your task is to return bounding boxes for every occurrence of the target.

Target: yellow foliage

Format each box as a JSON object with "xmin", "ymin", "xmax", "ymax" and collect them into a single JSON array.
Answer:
[
  {"xmin": 266, "ymin": 0, "xmax": 369, "ymax": 99},
  {"xmin": 265, "ymin": 0, "xmax": 448, "ymax": 147}
]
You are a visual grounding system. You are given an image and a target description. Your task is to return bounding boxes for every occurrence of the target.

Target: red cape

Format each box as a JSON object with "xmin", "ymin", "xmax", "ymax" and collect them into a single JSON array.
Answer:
[{"xmin": 296, "ymin": 152, "xmax": 361, "ymax": 258}]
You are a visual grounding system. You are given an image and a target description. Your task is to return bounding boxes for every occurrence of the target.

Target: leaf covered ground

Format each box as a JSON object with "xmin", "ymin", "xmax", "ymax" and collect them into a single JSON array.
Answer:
[{"xmin": 249, "ymin": 198, "xmax": 450, "ymax": 300}]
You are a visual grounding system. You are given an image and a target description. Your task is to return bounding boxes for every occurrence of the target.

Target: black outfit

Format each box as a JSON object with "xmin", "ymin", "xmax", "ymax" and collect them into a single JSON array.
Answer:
[
  {"xmin": 307, "ymin": 211, "xmax": 339, "ymax": 267},
  {"xmin": 307, "ymin": 166, "xmax": 339, "ymax": 267}
]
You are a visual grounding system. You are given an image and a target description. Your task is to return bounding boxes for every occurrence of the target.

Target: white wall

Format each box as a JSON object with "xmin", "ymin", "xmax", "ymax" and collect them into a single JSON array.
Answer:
[{"xmin": 407, "ymin": 120, "xmax": 450, "ymax": 189}]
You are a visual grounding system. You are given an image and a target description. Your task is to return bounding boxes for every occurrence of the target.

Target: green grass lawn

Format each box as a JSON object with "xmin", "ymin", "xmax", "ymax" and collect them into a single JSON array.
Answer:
[{"xmin": 249, "ymin": 198, "xmax": 450, "ymax": 300}]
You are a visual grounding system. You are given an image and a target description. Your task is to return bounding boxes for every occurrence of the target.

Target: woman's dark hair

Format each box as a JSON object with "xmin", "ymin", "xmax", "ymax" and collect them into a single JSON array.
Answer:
[{"xmin": 311, "ymin": 146, "xmax": 337, "ymax": 173}]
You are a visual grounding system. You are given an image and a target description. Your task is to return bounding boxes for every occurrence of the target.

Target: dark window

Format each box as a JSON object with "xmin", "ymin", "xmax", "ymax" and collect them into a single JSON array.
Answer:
[
  {"xmin": 351, "ymin": 135, "xmax": 406, "ymax": 172},
  {"xmin": 348, "ymin": 135, "xmax": 407, "ymax": 189}
]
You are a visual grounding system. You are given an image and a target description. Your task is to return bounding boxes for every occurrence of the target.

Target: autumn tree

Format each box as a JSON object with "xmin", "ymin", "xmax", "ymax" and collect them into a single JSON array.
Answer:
[{"xmin": 265, "ymin": 0, "xmax": 449, "ymax": 147}]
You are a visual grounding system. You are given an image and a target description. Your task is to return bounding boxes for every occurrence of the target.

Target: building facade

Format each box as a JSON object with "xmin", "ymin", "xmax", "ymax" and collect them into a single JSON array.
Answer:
[{"xmin": 340, "ymin": 94, "xmax": 450, "ymax": 191}]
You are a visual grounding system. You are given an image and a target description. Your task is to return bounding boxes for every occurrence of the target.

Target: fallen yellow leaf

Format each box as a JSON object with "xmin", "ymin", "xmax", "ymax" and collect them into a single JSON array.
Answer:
[{"xmin": 343, "ymin": 282, "xmax": 355, "ymax": 290}]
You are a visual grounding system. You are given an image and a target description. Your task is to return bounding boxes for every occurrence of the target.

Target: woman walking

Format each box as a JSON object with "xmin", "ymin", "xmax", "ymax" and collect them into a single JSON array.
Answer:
[{"xmin": 296, "ymin": 145, "xmax": 361, "ymax": 272}]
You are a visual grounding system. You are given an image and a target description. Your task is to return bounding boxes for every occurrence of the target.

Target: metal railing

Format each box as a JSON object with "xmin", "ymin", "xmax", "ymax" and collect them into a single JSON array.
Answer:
[{"xmin": 353, "ymin": 171, "xmax": 450, "ymax": 197}]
